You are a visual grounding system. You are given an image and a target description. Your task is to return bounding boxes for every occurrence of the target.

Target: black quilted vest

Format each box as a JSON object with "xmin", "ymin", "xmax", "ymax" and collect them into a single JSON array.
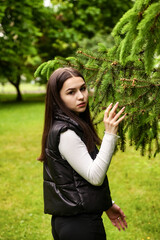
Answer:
[{"xmin": 43, "ymin": 113, "xmax": 112, "ymax": 216}]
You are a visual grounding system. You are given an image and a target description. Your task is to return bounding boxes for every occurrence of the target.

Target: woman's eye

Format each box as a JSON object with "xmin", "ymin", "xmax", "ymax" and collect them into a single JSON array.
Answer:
[
  {"xmin": 81, "ymin": 86, "xmax": 86, "ymax": 91},
  {"xmin": 68, "ymin": 91, "xmax": 75, "ymax": 95}
]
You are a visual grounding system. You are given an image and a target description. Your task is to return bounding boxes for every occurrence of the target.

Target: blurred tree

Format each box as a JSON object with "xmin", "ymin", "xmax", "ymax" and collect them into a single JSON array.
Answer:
[
  {"xmin": 34, "ymin": 0, "xmax": 133, "ymax": 83},
  {"xmin": 0, "ymin": 0, "xmax": 133, "ymax": 97},
  {"xmin": 34, "ymin": 4, "xmax": 78, "ymax": 63},
  {"xmin": 36, "ymin": 0, "xmax": 133, "ymax": 64},
  {"xmin": 48, "ymin": 0, "xmax": 133, "ymax": 54},
  {"xmin": 51, "ymin": 0, "xmax": 133, "ymax": 36},
  {"xmin": 0, "ymin": 0, "xmax": 43, "ymax": 101},
  {"xmin": 35, "ymin": 0, "xmax": 160, "ymax": 157},
  {"xmin": 0, "ymin": 0, "xmax": 77, "ymax": 97}
]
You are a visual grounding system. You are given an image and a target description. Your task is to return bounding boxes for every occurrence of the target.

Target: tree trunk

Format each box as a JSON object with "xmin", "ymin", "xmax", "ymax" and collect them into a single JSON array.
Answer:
[
  {"xmin": 9, "ymin": 75, "xmax": 22, "ymax": 102},
  {"xmin": 15, "ymin": 83, "xmax": 22, "ymax": 102}
]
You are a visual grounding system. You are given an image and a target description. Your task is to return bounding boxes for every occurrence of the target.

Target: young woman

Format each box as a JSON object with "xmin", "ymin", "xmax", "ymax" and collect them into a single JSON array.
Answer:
[{"xmin": 39, "ymin": 67, "xmax": 127, "ymax": 240}]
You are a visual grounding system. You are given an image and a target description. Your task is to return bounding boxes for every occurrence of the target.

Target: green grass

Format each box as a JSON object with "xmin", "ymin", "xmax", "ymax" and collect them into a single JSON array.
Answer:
[
  {"xmin": 0, "ymin": 94, "xmax": 52, "ymax": 240},
  {"xmin": 0, "ymin": 94, "xmax": 160, "ymax": 240}
]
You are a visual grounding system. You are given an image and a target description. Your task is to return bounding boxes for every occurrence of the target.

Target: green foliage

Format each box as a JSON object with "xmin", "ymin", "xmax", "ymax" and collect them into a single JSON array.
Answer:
[
  {"xmin": 22, "ymin": 0, "xmax": 160, "ymax": 156},
  {"xmin": 34, "ymin": 42, "xmax": 160, "ymax": 157},
  {"xmin": 112, "ymin": 0, "xmax": 160, "ymax": 74},
  {"xmin": 36, "ymin": 0, "xmax": 133, "ymax": 64},
  {"xmin": 0, "ymin": 0, "xmax": 44, "ymax": 100},
  {"xmin": 35, "ymin": 0, "xmax": 159, "ymax": 157},
  {"xmin": 0, "ymin": 0, "xmax": 133, "ymax": 99},
  {"xmin": 51, "ymin": 0, "xmax": 133, "ymax": 35},
  {"xmin": 34, "ymin": 58, "xmax": 61, "ymax": 80}
]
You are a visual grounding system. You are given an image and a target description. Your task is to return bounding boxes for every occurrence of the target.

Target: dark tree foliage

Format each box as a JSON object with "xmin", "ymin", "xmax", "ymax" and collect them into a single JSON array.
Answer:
[
  {"xmin": 51, "ymin": 0, "xmax": 133, "ymax": 36},
  {"xmin": 0, "ymin": 0, "xmax": 43, "ymax": 101},
  {"xmin": 0, "ymin": 0, "xmax": 133, "ymax": 98}
]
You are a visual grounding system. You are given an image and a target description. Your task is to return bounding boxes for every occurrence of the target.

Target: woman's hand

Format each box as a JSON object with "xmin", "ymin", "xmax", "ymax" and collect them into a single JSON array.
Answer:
[
  {"xmin": 106, "ymin": 203, "xmax": 128, "ymax": 231},
  {"xmin": 103, "ymin": 102, "xmax": 126, "ymax": 135}
]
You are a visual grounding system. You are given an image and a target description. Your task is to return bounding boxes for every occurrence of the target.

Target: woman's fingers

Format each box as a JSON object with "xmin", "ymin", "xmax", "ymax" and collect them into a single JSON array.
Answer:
[
  {"xmin": 117, "ymin": 217, "xmax": 126, "ymax": 231},
  {"xmin": 111, "ymin": 216, "xmax": 127, "ymax": 231},
  {"xmin": 108, "ymin": 102, "xmax": 119, "ymax": 120},
  {"xmin": 103, "ymin": 102, "xmax": 126, "ymax": 134},
  {"xmin": 104, "ymin": 102, "xmax": 126, "ymax": 123},
  {"xmin": 104, "ymin": 103, "xmax": 113, "ymax": 119},
  {"xmin": 113, "ymin": 107, "xmax": 125, "ymax": 122},
  {"xmin": 114, "ymin": 113, "xmax": 126, "ymax": 126}
]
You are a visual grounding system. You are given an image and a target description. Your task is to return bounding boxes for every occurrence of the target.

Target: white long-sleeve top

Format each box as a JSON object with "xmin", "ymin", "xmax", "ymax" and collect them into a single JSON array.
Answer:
[{"xmin": 58, "ymin": 130, "xmax": 118, "ymax": 186}]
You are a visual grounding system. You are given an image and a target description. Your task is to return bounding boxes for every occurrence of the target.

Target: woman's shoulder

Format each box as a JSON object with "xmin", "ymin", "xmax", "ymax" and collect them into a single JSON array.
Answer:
[
  {"xmin": 50, "ymin": 118, "xmax": 76, "ymax": 134},
  {"xmin": 49, "ymin": 118, "xmax": 81, "ymax": 139},
  {"xmin": 47, "ymin": 120, "xmax": 82, "ymax": 149},
  {"xmin": 51, "ymin": 113, "xmax": 83, "ymax": 134}
]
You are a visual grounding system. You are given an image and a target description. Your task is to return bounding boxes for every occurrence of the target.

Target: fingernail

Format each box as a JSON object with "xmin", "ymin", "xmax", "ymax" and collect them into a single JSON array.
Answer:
[{"xmin": 116, "ymin": 102, "xmax": 119, "ymax": 105}]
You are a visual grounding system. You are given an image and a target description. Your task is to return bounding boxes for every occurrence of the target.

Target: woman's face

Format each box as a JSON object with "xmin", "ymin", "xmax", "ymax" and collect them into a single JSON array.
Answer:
[{"xmin": 60, "ymin": 76, "xmax": 88, "ymax": 114}]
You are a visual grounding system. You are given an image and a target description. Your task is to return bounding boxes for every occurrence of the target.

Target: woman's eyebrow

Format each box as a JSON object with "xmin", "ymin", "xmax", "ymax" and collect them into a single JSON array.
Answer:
[
  {"xmin": 65, "ymin": 87, "xmax": 75, "ymax": 93},
  {"xmin": 66, "ymin": 83, "xmax": 86, "ymax": 92}
]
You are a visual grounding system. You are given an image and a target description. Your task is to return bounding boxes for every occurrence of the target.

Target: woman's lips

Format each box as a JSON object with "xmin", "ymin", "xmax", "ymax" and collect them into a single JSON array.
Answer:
[{"xmin": 77, "ymin": 102, "xmax": 86, "ymax": 107}]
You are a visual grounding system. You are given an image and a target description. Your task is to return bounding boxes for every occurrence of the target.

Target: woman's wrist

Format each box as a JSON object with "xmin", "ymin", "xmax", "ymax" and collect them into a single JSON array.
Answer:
[{"xmin": 104, "ymin": 131, "xmax": 120, "ymax": 139}]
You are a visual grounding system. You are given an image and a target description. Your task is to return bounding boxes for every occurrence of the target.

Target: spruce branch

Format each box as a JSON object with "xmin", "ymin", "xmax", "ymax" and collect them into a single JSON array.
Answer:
[
  {"xmin": 120, "ymin": 78, "xmax": 160, "ymax": 88},
  {"xmin": 34, "ymin": 2, "xmax": 160, "ymax": 157},
  {"xmin": 77, "ymin": 50, "xmax": 111, "ymax": 62}
]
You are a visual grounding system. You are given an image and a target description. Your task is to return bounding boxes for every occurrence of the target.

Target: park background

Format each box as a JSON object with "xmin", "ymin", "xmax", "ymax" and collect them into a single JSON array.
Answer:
[{"xmin": 0, "ymin": 0, "xmax": 160, "ymax": 239}]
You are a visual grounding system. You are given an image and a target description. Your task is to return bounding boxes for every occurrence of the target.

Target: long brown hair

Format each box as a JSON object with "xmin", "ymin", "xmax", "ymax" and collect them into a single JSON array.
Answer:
[{"xmin": 38, "ymin": 67, "xmax": 101, "ymax": 161}]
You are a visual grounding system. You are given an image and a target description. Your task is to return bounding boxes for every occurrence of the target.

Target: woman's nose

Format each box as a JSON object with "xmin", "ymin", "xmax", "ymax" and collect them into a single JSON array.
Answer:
[{"xmin": 77, "ymin": 91, "xmax": 84, "ymax": 99}]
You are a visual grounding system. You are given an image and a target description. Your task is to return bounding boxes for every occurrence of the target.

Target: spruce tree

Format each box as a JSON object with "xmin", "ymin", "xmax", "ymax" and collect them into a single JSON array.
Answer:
[{"xmin": 35, "ymin": 0, "xmax": 160, "ymax": 157}]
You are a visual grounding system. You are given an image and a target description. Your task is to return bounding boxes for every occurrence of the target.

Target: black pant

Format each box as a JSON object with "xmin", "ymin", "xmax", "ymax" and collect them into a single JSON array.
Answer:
[{"xmin": 51, "ymin": 213, "xmax": 106, "ymax": 240}]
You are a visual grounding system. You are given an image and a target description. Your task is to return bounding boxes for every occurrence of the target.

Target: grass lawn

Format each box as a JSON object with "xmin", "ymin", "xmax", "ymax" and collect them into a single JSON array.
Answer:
[{"xmin": 0, "ymin": 93, "xmax": 160, "ymax": 240}]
